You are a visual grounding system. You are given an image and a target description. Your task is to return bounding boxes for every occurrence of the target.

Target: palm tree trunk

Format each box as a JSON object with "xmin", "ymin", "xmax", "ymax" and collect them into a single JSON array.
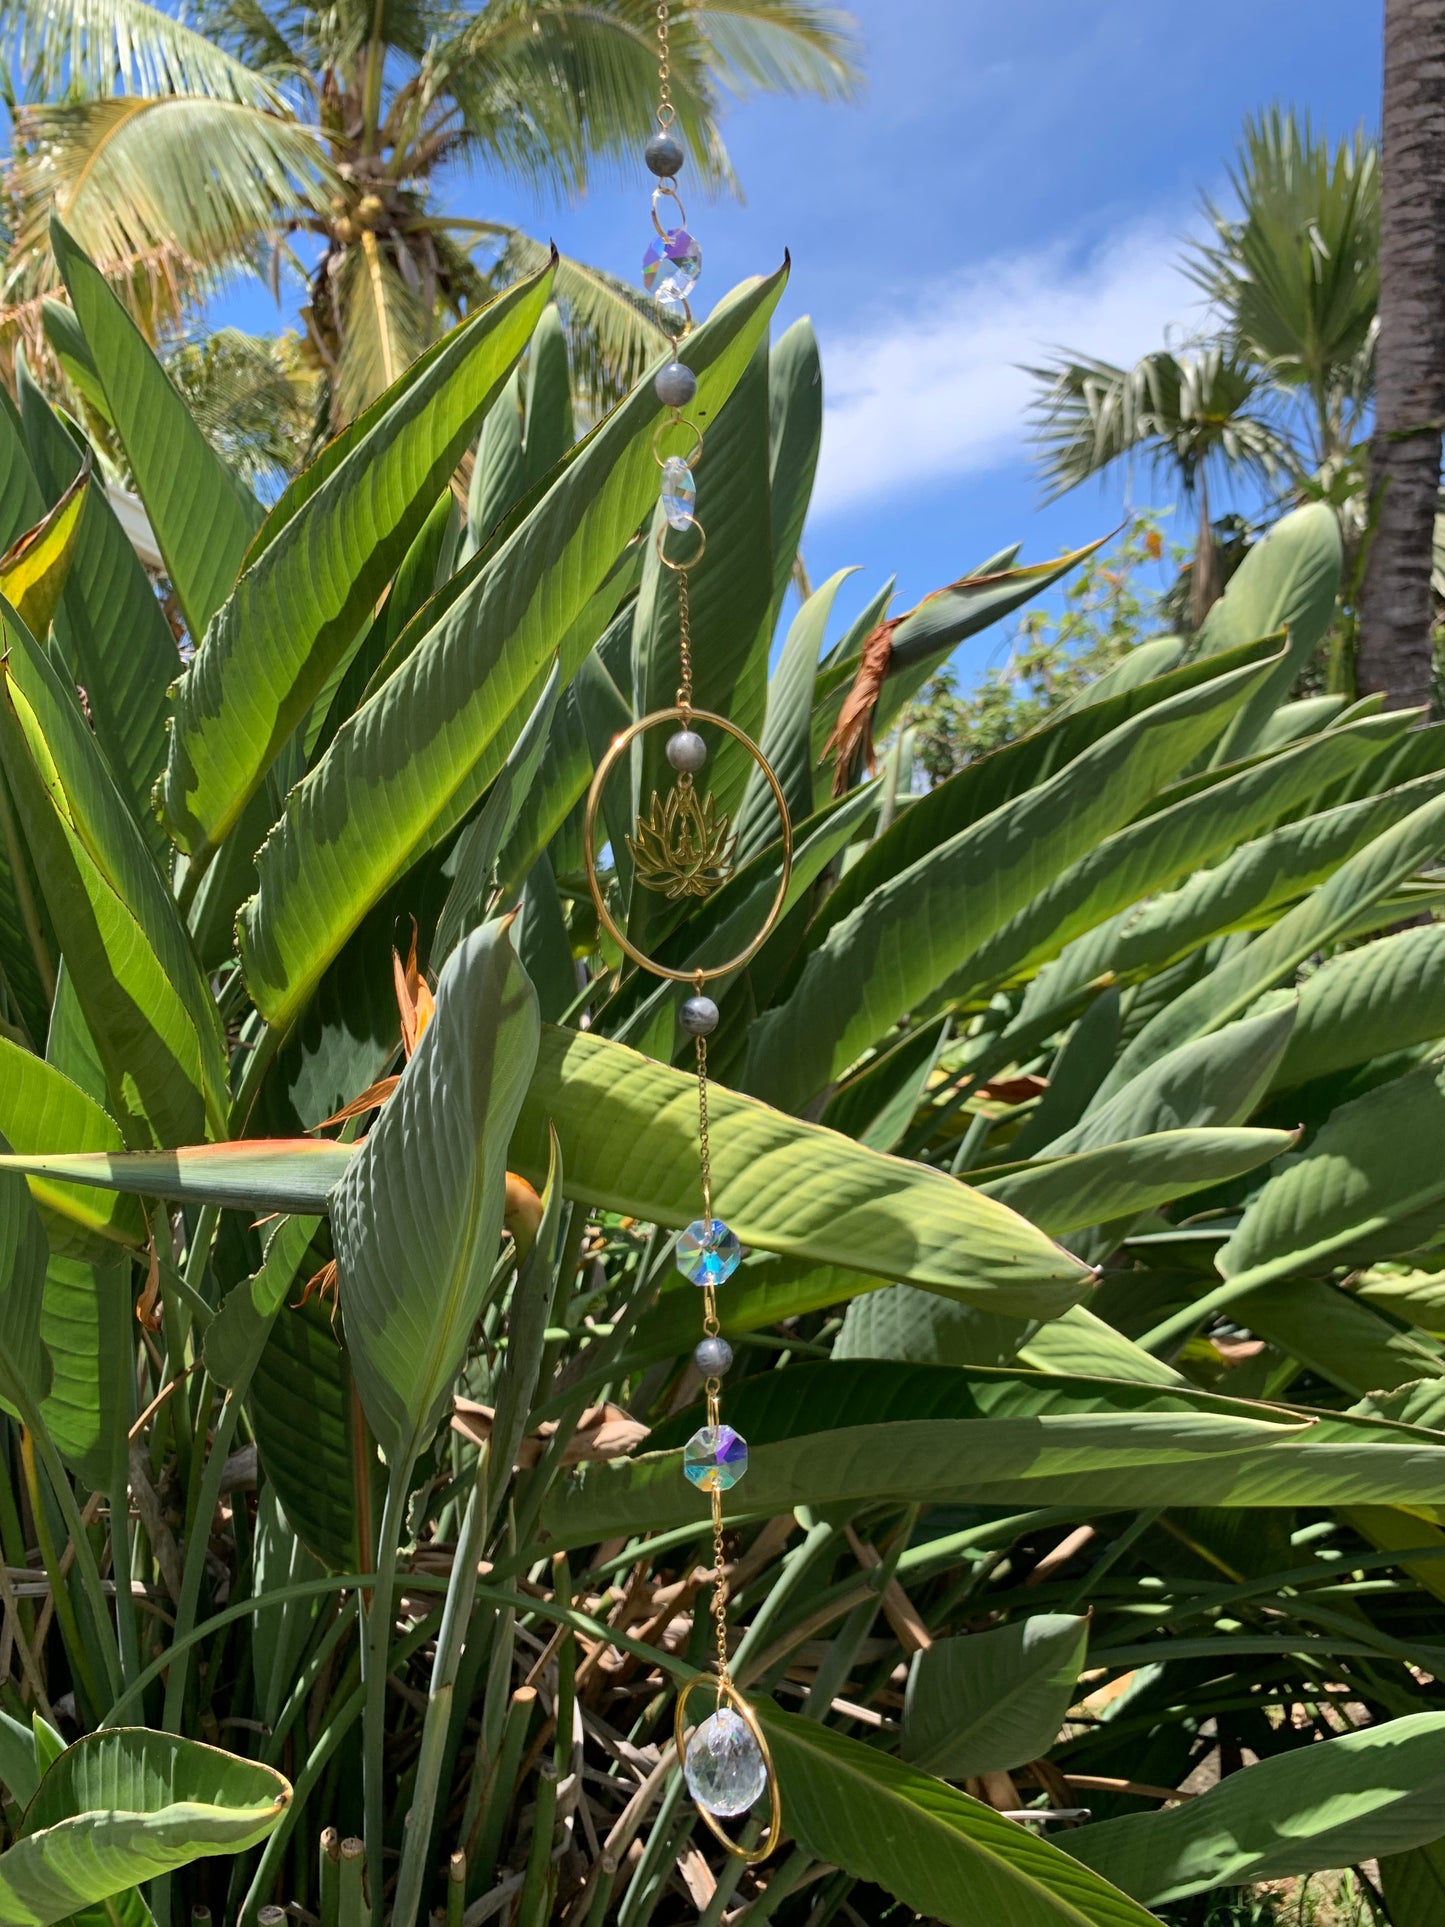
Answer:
[
  {"xmin": 1190, "ymin": 474, "xmax": 1222, "ymax": 632},
  {"xmin": 1358, "ymin": 0, "xmax": 1445, "ymax": 710}
]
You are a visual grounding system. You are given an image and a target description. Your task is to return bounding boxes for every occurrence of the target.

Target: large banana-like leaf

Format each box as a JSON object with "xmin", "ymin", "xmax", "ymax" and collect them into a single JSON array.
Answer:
[
  {"xmin": 978, "ymin": 1128, "xmax": 1294, "ymax": 1235},
  {"xmin": 1269, "ymin": 922, "xmax": 1445, "ymax": 1089},
  {"xmin": 16, "ymin": 367, "xmax": 176, "ymax": 855},
  {"xmin": 0, "ymin": 617, "xmax": 228, "ymax": 1146},
  {"xmin": 1097, "ymin": 787, "xmax": 1445, "ymax": 1099},
  {"xmin": 1196, "ymin": 502, "xmax": 1344, "ymax": 760},
  {"xmin": 755, "ymin": 1704, "xmax": 1158, "ymax": 1927},
  {"xmin": 766, "ymin": 316, "xmax": 823, "ymax": 623},
  {"xmin": 39, "ymin": 1252, "xmax": 133, "ymax": 1496},
  {"xmin": 510, "ymin": 1024, "xmax": 1091, "ymax": 1317},
  {"xmin": 1381, "ymin": 1839, "xmax": 1445, "ymax": 1927},
  {"xmin": 1233, "ymin": 1276, "xmax": 1445, "ymax": 1399},
  {"xmin": 161, "ymin": 262, "xmax": 555, "ymax": 860},
  {"xmin": 745, "ymin": 648, "xmax": 1278, "ymax": 1112},
  {"xmin": 0, "ymin": 1160, "xmax": 53, "ymax": 1422},
  {"xmin": 49, "ymin": 218, "xmax": 260, "ymax": 639},
  {"xmin": 0, "ymin": 457, "xmax": 88, "ymax": 640},
  {"xmin": 333, "ymin": 918, "xmax": 539, "ymax": 1468},
  {"xmin": 0, "ymin": 1730, "xmax": 289, "ymax": 1927},
  {"xmin": 0, "ymin": 1142, "xmax": 355, "ymax": 1214},
  {"xmin": 0, "ymin": 1037, "xmax": 142, "ymax": 1256},
  {"xmin": 237, "ymin": 265, "xmax": 788, "ymax": 1026},
  {"xmin": 1220, "ymin": 1056, "xmax": 1445, "ymax": 1287},
  {"xmin": 903, "ymin": 1615, "xmax": 1089, "ymax": 1779},
  {"xmin": 541, "ymin": 1393, "xmax": 1445, "ymax": 1545},
  {"xmin": 1066, "ymin": 1711, "xmax": 1445, "ymax": 1904}
]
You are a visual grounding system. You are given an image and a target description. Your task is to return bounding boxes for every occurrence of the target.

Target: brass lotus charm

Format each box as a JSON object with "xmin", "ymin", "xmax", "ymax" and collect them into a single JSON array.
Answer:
[{"xmin": 628, "ymin": 780, "xmax": 737, "ymax": 899}]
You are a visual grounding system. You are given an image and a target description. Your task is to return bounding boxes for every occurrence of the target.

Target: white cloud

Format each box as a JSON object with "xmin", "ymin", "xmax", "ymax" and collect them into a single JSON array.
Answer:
[{"xmin": 810, "ymin": 218, "xmax": 1200, "ymax": 520}]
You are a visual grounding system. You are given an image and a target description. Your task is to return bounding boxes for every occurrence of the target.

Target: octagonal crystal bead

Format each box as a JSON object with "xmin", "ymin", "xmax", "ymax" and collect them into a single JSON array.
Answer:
[
  {"xmin": 683, "ymin": 1423, "xmax": 748, "ymax": 1492},
  {"xmin": 676, "ymin": 1218, "xmax": 741, "ymax": 1286},
  {"xmin": 643, "ymin": 226, "xmax": 701, "ymax": 301}
]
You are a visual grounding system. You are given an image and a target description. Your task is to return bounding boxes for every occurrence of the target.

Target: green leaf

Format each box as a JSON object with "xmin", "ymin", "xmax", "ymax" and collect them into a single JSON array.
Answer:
[
  {"xmin": 0, "ymin": 1160, "xmax": 52, "ymax": 1423},
  {"xmin": 979, "ymin": 1128, "xmax": 1295, "ymax": 1236},
  {"xmin": 1270, "ymin": 923, "xmax": 1445, "ymax": 1089},
  {"xmin": 0, "ymin": 615, "xmax": 228, "ymax": 1146},
  {"xmin": 49, "ymin": 216, "xmax": 261, "ymax": 639},
  {"xmin": 1233, "ymin": 1276, "xmax": 1445, "ymax": 1399},
  {"xmin": 0, "ymin": 1729, "xmax": 289, "ymax": 1926},
  {"xmin": 766, "ymin": 316, "xmax": 823, "ymax": 624},
  {"xmin": 0, "ymin": 457, "xmax": 88, "ymax": 641},
  {"xmin": 1220, "ymin": 1056, "xmax": 1445, "ymax": 1286},
  {"xmin": 754, "ymin": 1703, "xmax": 1160, "ymax": 1927},
  {"xmin": 903, "ymin": 1615, "xmax": 1089, "ymax": 1778},
  {"xmin": 39, "ymin": 1253, "xmax": 133, "ymax": 1495},
  {"xmin": 1097, "ymin": 787, "xmax": 1445, "ymax": 1101},
  {"xmin": 0, "ymin": 1038, "xmax": 142, "ymax": 1258},
  {"xmin": 237, "ymin": 266, "xmax": 788, "ymax": 1026},
  {"xmin": 0, "ymin": 1143, "xmax": 354, "ymax": 1216},
  {"xmin": 161, "ymin": 262, "xmax": 555, "ymax": 859},
  {"xmin": 1066, "ymin": 1711, "xmax": 1445, "ymax": 1904},
  {"xmin": 252, "ymin": 1293, "xmax": 366, "ymax": 1573},
  {"xmin": 15, "ymin": 365, "xmax": 177, "ymax": 853},
  {"xmin": 509, "ymin": 1025, "xmax": 1092, "ymax": 1318},
  {"xmin": 333, "ymin": 918, "xmax": 540, "ymax": 1468},
  {"xmin": 1380, "ymin": 1839, "xmax": 1445, "ymax": 1927},
  {"xmin": 1197, "ymin": 502, "xmax": 1345, "ymax": 761},
  {"xmin": 746, "ymin": 647, "xmax": 1281, "ymax": 1112},
  {"xmin": 520, "ymin": 303, "xmax": 575, "ymax": 490}
]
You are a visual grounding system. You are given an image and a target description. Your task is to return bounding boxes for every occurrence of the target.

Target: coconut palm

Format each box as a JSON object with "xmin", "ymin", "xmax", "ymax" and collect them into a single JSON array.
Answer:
[
  {"xmin": 0, "ymin": 0, "xmax": 860, "ymax": 425},
  {"xmin": 1025, "ymin": 344, "xmax": 1287, "ymax": 628}
]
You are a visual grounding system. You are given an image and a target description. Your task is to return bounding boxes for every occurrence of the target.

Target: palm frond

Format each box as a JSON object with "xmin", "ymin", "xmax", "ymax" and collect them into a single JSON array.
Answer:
[
  {"xmin": 162, "ymin": 325, "xmax": 319, "ymax": 488},
  {"xmin": 5, "ymin": 96, "xmax": 331, "ymax": 324},
  {"xmin": 685, "ymin": 0, "xmax": 861, "ymax": 101},
  {"xmin": 195, "ymin": 0, "xmax": 305, "ymax": 74},
  {"xmin": 1185, "ymin": 107, "xmax": 1379, "ymax": 435},
  {"xmin": 0, "ymin": 0, "xmax": 293, "ymax": 103},
  {"xmin": 1026, "ymin": 346, "xmax": 1290, "ymax": 503}
]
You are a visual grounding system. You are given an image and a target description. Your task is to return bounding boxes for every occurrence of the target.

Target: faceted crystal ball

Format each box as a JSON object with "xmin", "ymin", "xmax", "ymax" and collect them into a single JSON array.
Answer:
[
  {"xmin": 643, "ymin": 226, "xmax": 702, "ymax": 301},
  {"xmin": 684, "ymin": 1706, "xmax": 767, "ymax": 1817},
  {"xmin": 660, "ymin": 455, "xmax": 696, "ymax": 530},
  {"xmin": 683, "ymin": 1423, "xmax": 748, "ymax": 1491},
  {"xmin": 676, "ymin": 1218, "xmax": 741, "ymax": 1286}
]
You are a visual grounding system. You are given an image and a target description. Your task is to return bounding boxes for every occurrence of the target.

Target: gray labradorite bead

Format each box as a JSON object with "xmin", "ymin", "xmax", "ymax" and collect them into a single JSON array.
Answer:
[
  {"xmin": 680, "ymin": 994, "xmax": 719, "ymax": 1037},
  {"xmin": 645, "ymin": 130, "xmax": 685, "ymax": 177},
  {"xmin": 654, "ymin": 359, "xmax": 697, "ymax": 407},
  {"xmin": 694, "ymin": 1335, "xmax": 734, "ymax": 1376},
  {"xmin": 666, "ymin": 728, "xmax": 707, "ymax": 772}
]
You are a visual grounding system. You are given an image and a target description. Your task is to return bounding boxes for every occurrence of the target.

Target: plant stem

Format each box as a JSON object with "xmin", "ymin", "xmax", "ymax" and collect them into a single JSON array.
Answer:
[
  {"xmin": 361, "ymin": 1461, "xmax": 410, "ymax": 1927},
  {"xmin": 0, "ymin": 764, "xmax": 54, "ymax": 1000},
  {"xmin": 18, "ymin": 1425, "xmax": 105, "ymax": 1718}
]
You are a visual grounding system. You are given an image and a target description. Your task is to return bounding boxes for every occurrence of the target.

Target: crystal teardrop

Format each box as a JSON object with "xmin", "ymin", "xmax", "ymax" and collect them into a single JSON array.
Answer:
[{"xmin": 684, "ymin": 1707, "xmax": 767, "ymax": 1817}]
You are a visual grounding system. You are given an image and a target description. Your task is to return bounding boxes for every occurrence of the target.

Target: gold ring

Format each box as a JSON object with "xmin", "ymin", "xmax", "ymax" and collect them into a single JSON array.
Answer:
[
  {"xmin": 655, "ymin": 520, "xmax": 706, "ymax": 570},
  {"xmin": 652, "ymin": 183, "xmax": 687, "ymax": 237},
  {"xmin": 674, "ymin": 1675, "xmax": 783, "ymax": 1864},
  {"xmin": 583, "ymin": 707, "xmax": 792, "ymax": 985},
  {"xmin": 652, "ymin": 414, "xmax": 704, "ymax": 469}
]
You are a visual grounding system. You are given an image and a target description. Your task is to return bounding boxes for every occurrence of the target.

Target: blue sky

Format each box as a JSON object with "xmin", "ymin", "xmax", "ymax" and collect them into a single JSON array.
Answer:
[{"xmin": 228, "ymin": 0, "xmax": 1384, "ymax": 683}]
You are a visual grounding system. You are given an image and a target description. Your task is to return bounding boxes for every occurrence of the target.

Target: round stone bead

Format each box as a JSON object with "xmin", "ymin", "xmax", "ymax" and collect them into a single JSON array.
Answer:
[
  {"xmin": 654, "ymin": 359, "xmax": 697, "ymax": 407},
  {"xmin": 684, "ymin": 1707, "xmax": 767, "ymax": 1817},
  {"xmin": 645, "ymin": 130, "xmax": 685, "ymax": 178},
  {"xmin": 694, "ymin": 1334, "xmax": 734, "ymax": 1376},
  {"xmin": 680, "ymin": 993, "xmax": 719, "ymax": 1037},
  {"xmin": 667, "ymin": 729, "xmax": 707, "ymax": 773},
  {"xmin": 683, "ymin": 1422, "xmax": 748, "ymax": 1491},
  {"xmin": 677, "ymin": 1219, "xmax": 741, "ymax": 1286}
]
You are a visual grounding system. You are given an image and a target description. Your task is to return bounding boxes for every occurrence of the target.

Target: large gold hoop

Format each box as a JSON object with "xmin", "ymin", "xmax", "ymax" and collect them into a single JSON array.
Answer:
[
  {"xmin": 583, "ymin": 707, "xmax": 793, "ymax": 985},
  {"xmin": 673, "ymin": 1675, "xmax": 783, "ymax": 1863}
]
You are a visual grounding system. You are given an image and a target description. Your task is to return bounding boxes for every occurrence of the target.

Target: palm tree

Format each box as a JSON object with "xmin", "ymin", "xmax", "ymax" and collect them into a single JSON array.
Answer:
[
  {"xmin": 1025, "ymin": 344, "xmax": 1287, "ymax": 629},
  {"xmin": 1029, "ymin": 111, "xmax": 1379, "ymax": 634},
  {"xmin": 1357, "ymin": 0, "xmax": 1445, "ymax": 710},
  {"xmin": 0, "ymin": 0, "xmax": 860, "ymax": 426}
]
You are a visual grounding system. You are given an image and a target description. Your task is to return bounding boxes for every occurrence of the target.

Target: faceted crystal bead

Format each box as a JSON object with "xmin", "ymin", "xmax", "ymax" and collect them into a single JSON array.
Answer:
[
  {"xmin": 683, "ymin": 1423, "xmax": 748, "ymax": 1492},
  {"xmin": 643, "ymin": 226, "xmax": 701, "ymax": 301},
  {"xmin": 676, "ymin": 1218, "xmax": 741, "ymax": 1286},
  {"xmin": 660, "ymin": 455, "xmax": 696, "ymax": 531},
  {"xmin": 684, "ymin": 1706, "xmax": 767, "ymax": 1817}
]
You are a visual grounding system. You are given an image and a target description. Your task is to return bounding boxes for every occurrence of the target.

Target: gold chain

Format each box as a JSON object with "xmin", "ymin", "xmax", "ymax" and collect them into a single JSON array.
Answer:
[
  {"xmin": 694, "ymin": 1027, "xmax": 712, "ymax": 1221},
  {"xmin": 709, "ymin": 1486, "xmax": 729, "ymax": 1691},
  {"xmin": 656, "ymin": 4, "xmax": 674, "ymax": 129},
  {"xmin": 675, "ymin": 566, "xmax": 694, "ymax": 713}
]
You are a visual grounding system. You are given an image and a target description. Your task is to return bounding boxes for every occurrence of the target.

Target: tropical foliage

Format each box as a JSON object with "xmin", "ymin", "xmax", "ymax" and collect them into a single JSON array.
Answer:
[
  {"xmin": 8, "ymin": 226, "xmax": 1445, "ymax": 1927},
  {"xmin": 0, "ymin": 0, "xmax": 860, "ymax": 428}
]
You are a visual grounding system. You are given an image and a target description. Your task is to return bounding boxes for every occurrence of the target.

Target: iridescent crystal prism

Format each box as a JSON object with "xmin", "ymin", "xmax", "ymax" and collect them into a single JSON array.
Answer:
[
  {"xmin": 643, "ymin": 226, "xmax": 701, "ymax": 301},
  {"xmin": 676, "ymin": 1218, "xmax": 741, "ymax": 1286},
  {"xmin": 684, "ymin": 1706, "xmax": 767, "ymax": 1816},
  {"xmin": 660, "ymin": 455, "xmax": 696, "ymax": 530},
  {"xmin": 684, "ymin": 1423, "xmax": 748, "ymax": 1491}
]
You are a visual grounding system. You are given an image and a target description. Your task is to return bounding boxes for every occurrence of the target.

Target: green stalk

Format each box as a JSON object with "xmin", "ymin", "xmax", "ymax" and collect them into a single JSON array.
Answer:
[
  {"xmin": 515, "ymin": 1766, "xmax": 557, "ymax": 1927},
  {"xmin": 390, "ymin": 1452, "xmax": 490, "ymax": 1927},
  {"xmin": 338, "ymin": 1836, "xmax": 367, "ymax": 1927},
  {"xmin": 319, "ymin": 1829, "xmax": 341, "ymax": 1927},
  {"xmin": 19, "ymin": 1424, "xmax": 113, "ymax": 1714},
  {"xmin": 457, "ymin": 1601, "xmax": 513, "ymax": 1856},
  {"xmin": 361, "ymin": 1462, "xmax": 410, "ymax": 1927},
  {"xmin": 468, "ymin": 1684, "xmax": 536, "ymax": 1893},
  {"xmin": 446, "ymin": 1852, "xmax": 465, "ymax": 1927}
]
